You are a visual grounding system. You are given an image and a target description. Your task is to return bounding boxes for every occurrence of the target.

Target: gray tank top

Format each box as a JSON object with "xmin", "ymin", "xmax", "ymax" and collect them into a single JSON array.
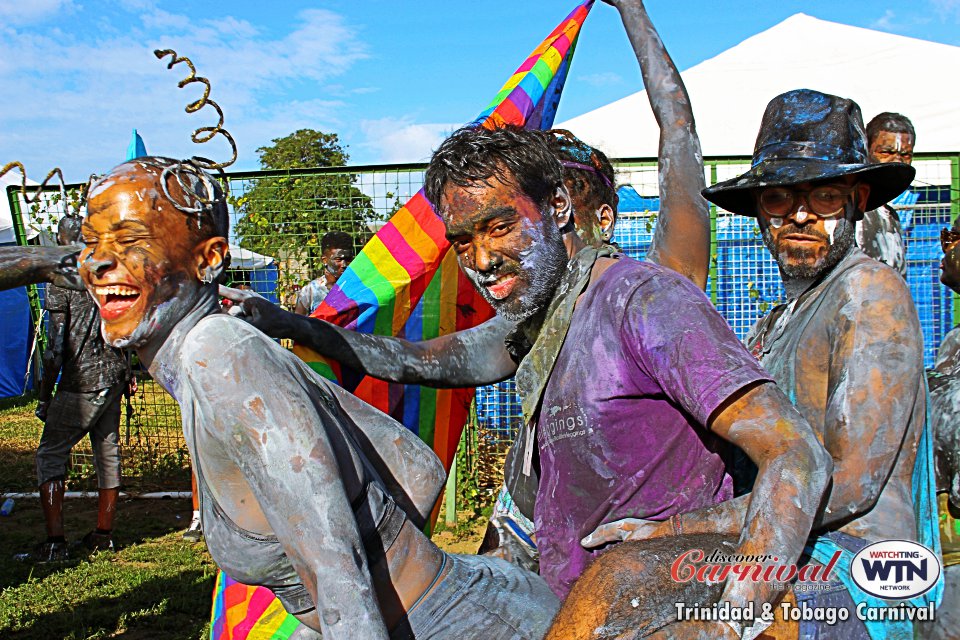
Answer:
[{"xmin": 193, "ymin": 425, "xmax": 407, "ymax": 615}]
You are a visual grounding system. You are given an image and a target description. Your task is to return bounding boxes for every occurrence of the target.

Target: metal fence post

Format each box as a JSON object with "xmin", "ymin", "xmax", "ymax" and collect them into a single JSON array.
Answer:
[
  {"xmin": 444, "ymin": 451, "xmax": 457, "ymax": 527},
  {"xmin": 952, "ymin": 155, "xmax": 960, "ymax": 327},
  {"xmin": 7, "ymin": 186, "xmax": 45, "ymax": 378},
  {"xmin": 709, "ymin": 162, "xmax": 719, "ymax": 305}
]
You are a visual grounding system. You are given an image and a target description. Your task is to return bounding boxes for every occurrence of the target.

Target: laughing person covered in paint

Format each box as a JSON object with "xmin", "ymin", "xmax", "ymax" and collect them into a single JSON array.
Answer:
[
  {"xmin": 566, "ymin": 90, "xmax": 941, "ymax": 640},
  {"xmin": 77, "ymin": 157, "xmax": 561, "ymax": 640}
]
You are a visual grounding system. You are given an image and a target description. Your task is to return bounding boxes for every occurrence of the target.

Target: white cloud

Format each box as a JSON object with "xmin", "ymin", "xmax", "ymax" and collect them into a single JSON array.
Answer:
[
  {"xmin": 932, "ymin": 0, "xmax": 960, "ymax": 20},
  {"xmin": 357, "ymin": 118, "xmax": 454, "ymax": 164},
  {"xmin": 0, "ymin": 0, "xmax": 77, "ymax": 25},
  {"xmin": 0, "ymin": 4, "xmax": 368, "ymax": 180},
  {"xmin": 870, "ymin": 9, "xmax": 897, "ymax": 30},
  {"xmin": 577, "ymin": 71, "xmax": 623, "ymax": 88}
]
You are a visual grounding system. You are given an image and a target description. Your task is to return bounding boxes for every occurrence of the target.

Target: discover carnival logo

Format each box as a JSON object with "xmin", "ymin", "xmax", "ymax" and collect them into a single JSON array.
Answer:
[{"xmin": 850, "ymin": 540, "xmax": 941, "ymax": 600}]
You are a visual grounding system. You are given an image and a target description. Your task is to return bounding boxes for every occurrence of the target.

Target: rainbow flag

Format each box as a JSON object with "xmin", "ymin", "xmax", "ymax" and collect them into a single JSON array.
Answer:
[
  {"xmin": 211, "ymin": 573, "xmax": 301, "ymax": 640},
  {"xmin": 297, "ymin": 0, "xmax": 595, "ymax": 471},
  {"xmin": 212, "ymin": 3, "xmax": 593, "ymax": 638}
]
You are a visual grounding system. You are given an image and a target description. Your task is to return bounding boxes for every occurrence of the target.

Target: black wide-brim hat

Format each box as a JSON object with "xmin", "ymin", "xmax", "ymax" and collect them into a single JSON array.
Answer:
[{"xmin": 703, "ymin": 89, "xmax": 915, "ymax": 219}]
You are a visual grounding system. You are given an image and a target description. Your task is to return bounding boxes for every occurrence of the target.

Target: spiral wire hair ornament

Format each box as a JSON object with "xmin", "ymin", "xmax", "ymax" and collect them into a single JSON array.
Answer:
[
  {"xmin": 153, "ymin": 48, "xmax": 238, "ymax": 225},
  {"xmin": 154, "ymin": 48, "xmax": 238, "ymax": 171},
  {"xmin": 159, "ymin": 159, "xmax": 221, "ymax": 229},
  {"xmin": 0, "ymin": 161, "xmax": 85, "ymax": 220}
]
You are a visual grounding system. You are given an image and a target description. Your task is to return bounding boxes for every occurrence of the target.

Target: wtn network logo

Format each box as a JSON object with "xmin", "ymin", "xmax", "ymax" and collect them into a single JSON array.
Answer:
[{"xmin": 850, "ymin": 540, "xmax": 941, "ymax": 600}]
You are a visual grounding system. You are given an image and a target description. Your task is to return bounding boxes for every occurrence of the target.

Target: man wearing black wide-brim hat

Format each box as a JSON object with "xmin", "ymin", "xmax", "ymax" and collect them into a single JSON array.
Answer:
[{"xmin": 703, "ymin": 88, "xmax": 942, "ymax": 637}]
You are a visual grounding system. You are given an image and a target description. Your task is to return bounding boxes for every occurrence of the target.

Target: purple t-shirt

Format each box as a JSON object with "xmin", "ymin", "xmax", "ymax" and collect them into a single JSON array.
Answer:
[{"xmin": 534, "ymin": 258, "xmax": 772, "ymax": 597}]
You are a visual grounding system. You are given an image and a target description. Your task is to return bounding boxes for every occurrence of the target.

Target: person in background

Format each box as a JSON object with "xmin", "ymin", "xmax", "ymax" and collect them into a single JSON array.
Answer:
[
  {"xmin": 294, "ymin": 231, "xmax": 354, "ymax": 316},
  {"xmin": 855, "ymin": 111, "xmax": 916, "ymax": 276},
  {"xmin": 34, "ymin": 215, "xmax": 134, "ymax": 562},
  {"xmin": 919, "ymin": 213, "xmax": 960, "ymax": 640}
]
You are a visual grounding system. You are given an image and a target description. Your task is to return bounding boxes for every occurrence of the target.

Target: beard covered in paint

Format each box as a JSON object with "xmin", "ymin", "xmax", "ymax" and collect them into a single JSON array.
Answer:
[
  {"xmin": 465, "ymin": 215, "xmax": 568, "ymax": 322},
  {"xmin": 442, "ymin": 176, "xmax": 571, "ymax": 324},
  {"xmin": 80, "ymin": 163, "xmax": 211, "ymax": 349},
  {"xmin": 761, "ymin": 205, "xmax": 856, "ymax": 281}
]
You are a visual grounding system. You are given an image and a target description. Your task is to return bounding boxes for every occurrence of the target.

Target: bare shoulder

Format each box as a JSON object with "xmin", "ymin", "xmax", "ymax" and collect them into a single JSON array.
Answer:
[
  {"xmin": 180, "ymin": 314, "xmax": 283, "ymax": 381},
  {"xmin": 833, "ymin": 257, "xmax": 916, "ymax": 317},
  {"xmin": 827, "ymin": 257, "xmax": 921, "ymax": 356}
]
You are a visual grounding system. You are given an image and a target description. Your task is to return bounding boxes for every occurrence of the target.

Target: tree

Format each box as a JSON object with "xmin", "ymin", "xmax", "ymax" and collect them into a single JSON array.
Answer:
[{"xmin": 232, "ymin": 129, "xmax": 375, "ymax": 274}]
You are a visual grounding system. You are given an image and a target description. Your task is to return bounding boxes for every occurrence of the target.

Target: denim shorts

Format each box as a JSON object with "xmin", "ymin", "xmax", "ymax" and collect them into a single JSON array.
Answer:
[
  {"xmin": 37, "ymin": 386, "xmax": 123, "ymax": 488},
  {"xmin": 795, "ymin": 532, "xmax": 870, "ymax": 640},
  {"xmin": 391, "ymin": 553, "xmax": 560, "ymax": 640}
]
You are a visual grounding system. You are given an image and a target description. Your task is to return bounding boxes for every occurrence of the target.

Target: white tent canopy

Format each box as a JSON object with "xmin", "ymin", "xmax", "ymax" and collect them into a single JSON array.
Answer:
[
  {"xmin": 228, "ymin": 244, "xmax": 275, "ymax": 270},
  {"xmin": 557, "ymin": 14, "xmax": 960, "ymax": 159},
  {"xmin": 0, "ymin": 171, "xmax": 39, "ymax": 245}
]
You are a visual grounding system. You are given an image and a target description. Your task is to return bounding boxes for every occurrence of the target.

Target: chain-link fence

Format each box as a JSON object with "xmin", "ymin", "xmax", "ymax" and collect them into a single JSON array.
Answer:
[{"xmin": 8, "ymin": 153, "xmax": 959, "ymax": 490}]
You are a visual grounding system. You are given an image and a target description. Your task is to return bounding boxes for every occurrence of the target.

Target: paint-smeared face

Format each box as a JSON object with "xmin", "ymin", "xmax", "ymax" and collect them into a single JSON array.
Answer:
[
  {"xmin": 756, "ymin": 177, "xmax": 868, "ymax": 281},
  {"xmin": 567, "ymin": 180, "xmax": 616, "ymax": 248},
  {"xmin": 868, "ymin": 131, "xmax": 915, "ymax": 165},
  {"xmin": 323, "ymin": 247, "xmax": 354, "ymax": 282},
  {"xmin": 441, "ymin": 173, "xmax": 570, "ymax": 322},
  {"xmin": 80, "ymin": 164, "xmax": 206, "ymax": 348},
  {"xmin": 940, "ymin": 228, "xmax": 960, "ymax": 292}
]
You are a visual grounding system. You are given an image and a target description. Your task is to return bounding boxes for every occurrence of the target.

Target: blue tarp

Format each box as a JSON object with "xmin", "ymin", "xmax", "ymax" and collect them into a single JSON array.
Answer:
[{"xmin": 0, "ymin": 284, "xmax": 31, "ymax": 398}]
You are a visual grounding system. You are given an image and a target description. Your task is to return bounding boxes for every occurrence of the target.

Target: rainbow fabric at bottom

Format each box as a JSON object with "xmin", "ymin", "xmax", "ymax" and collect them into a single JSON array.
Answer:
[{"xmin": 210, "ymin": 572, "xmax": 302, "ymax": 640}]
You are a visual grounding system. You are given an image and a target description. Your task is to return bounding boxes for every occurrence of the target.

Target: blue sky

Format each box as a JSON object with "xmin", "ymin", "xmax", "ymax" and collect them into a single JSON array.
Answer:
[{"xmin": 0, "ymin": 0, "xmax": 957, "ymax": 181}]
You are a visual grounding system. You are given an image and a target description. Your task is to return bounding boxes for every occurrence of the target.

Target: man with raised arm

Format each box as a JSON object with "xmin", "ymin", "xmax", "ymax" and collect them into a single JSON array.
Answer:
[
  {"xmin": 568, "ymin": 89, "xmax": 938, "ymax": 639},
  {"xmin": 224, "ymin": 0, "xmax": 711, "ymax": 568}
]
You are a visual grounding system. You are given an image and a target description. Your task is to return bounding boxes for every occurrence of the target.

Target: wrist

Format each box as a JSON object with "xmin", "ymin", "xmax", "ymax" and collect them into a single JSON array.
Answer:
[{"xmin": 669, "ymin": 513, "xmax": 684, "ymax": 536}]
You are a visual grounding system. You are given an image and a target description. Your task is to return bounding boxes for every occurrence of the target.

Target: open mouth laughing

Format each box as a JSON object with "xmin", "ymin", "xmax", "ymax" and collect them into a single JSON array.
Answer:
[
  {"xmin": 92, "ymin": 284, "xmax": 142, "ymax": 321},
  {"xmin": 484, "ymin": 274, "xmax": 519, "ymax": 300}
]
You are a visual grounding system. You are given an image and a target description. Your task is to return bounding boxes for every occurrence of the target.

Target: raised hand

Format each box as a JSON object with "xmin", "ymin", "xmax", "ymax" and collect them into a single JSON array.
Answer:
[{"xmin": 219, "ymin": 285, "xmax": 294, "ymax": 338}]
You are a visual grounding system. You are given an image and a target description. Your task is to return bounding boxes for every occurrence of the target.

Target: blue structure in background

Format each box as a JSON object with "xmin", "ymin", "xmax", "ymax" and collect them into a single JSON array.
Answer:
[
  {"xmin": 0, "ymin": 243, "xmax": 32, "ymax": 397},
  {"xmin": 475, "ymin": 184, "xmax": 955, "ymax": 440}
]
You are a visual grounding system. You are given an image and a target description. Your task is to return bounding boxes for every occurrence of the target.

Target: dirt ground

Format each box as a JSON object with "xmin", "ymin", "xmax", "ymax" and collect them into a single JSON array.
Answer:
[{"xmin": 431, "ymin": 511, "xmax": 489, "ymax": 554}]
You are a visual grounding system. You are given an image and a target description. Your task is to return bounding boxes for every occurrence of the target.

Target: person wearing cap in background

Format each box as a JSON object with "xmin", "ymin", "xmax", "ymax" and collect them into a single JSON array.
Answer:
[
  {"xmin": 700, "ymin": 89, "xmax": 940, "ymax": 638},
  {"xmin": 855, "ymin": 112, "xmax": 916, "ymax": 277}
]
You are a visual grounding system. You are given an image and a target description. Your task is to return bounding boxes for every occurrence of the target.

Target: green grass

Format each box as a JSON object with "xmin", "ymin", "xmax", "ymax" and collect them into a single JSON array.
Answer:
[
  {"xmin": 0, "ymin": 390, "xmax": 191, "ymax": 494},
  {"xmin": 1, "ymin": 395, "xmax": 213, "ymax": 639},
  {"xmin": 0, "ymin": 532, "xmax": 215, "ymax": 640},
  {"xmin": 0, "ymin": 395, "xmax": 43, "ymax": 493}
]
